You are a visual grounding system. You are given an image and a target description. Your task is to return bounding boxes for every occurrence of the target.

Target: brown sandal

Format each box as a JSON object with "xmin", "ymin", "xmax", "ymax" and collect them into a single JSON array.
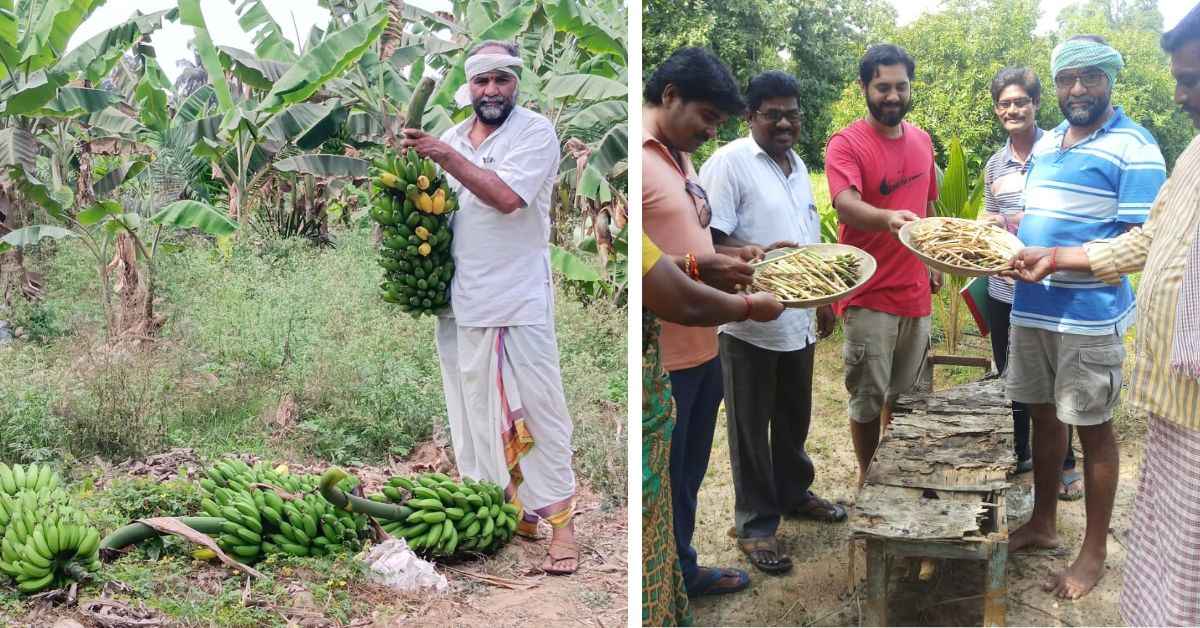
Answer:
[
  {"xmin": 736, "ymin": 536, "xmax": 792, "ymax": 574},
  {"xmin": 542, "ymin": 540, "xmax": 579, "ymax": 575}
]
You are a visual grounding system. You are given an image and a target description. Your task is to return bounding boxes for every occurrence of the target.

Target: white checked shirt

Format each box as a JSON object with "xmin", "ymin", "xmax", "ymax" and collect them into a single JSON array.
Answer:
[
  {"xmin": 700, "ymin": 136, "xmax": 821, "ymax": 352},
  {"xmin": 439, "ymin": 106, "xmax": 561, "ymax": 327}
]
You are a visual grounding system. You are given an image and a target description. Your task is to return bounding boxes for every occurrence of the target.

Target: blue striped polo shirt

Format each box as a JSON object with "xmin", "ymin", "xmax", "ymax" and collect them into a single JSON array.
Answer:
[{"xmin": 1012, "ymin": 107, "xmax": 1166, "ymax": 335}]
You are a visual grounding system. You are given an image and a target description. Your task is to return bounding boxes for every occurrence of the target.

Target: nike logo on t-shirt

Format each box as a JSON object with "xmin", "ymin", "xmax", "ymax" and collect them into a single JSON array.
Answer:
[{"xmin": 879, "ymin": 171, "xmax": 925, "ymax": 196}]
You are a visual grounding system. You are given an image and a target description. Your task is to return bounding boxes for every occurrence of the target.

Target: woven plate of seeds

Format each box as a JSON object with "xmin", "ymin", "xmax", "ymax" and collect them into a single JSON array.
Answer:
[
  {"xmin": 750, "ymin": 243, "xmax": 877, "ymax": 308},
  {"xmin": 899, "ymin": 217, "xmax": 1025, "ymax": 278}
]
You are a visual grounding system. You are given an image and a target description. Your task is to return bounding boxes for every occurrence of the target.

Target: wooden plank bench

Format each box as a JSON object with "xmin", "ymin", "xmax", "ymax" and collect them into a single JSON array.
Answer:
[{"xmin": 850, "ymin": 378, "xmax": 1015, "ymax": 626}]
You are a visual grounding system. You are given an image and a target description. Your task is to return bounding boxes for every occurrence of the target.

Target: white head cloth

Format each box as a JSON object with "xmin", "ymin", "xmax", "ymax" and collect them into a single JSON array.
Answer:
[{"xmin": 454, "ymin": 53, "xmax": 523, "ymax": 107}]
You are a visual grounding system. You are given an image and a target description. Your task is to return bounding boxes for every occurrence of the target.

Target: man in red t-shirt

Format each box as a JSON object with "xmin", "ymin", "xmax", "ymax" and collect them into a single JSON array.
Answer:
[{"xmin": 824, "ymin": 43, "xmax": 942, "ymax": 485}]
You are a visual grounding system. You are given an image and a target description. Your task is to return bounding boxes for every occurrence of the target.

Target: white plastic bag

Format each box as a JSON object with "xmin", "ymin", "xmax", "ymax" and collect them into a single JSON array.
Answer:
[{"xmin": 361, "ymin": 538, "xmax": 449, "ymax": 593}]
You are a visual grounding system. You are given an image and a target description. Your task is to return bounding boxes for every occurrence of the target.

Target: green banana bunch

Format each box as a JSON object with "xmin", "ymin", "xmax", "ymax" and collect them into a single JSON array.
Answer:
[
  {"xmin": 0, "ymin": 463, "xmax": 60, "ymax": 497},
  {"xmin": 0, "ymin": 488, "xmax": 101, "ymax": 594},
  {"xmin": 370, "ymin": 146, "xmax": 457, "ymax": 318},
  {"xmin": 197, "ymin": 459, "xmax": 369, "ymax": 563},
  {"xmin": 372, "ymin": 473, "xmax": 519, "ymax": 560}
]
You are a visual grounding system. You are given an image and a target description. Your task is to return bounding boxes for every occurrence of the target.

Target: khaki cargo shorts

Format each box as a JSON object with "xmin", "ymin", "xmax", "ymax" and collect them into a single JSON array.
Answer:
[
  {"xmin": 842, "ymin": 307, "xmax": 931, "ymax": 423},
  {"xmin": 1006, "ymin": 326, "xmax": 1125, "ymax": 426}
]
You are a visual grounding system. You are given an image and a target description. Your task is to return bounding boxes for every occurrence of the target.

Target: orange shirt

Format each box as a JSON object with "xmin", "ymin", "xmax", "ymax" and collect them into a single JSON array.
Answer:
[{"xmin": 642, "ymin": 121, "xmax": 718, "ymax": 371}]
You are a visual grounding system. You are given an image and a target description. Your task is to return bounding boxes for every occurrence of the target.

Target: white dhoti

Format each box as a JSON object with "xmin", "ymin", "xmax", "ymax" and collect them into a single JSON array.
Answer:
[{"xmin": 436, "ymin": 315, "xmax": 576, "ymax": 527}]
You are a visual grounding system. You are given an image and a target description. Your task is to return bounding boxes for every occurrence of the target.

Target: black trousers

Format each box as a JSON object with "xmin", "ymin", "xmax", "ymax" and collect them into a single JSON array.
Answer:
[
  {"xmin": 987, "ymin": 293, "xmax": 1076, "ymax": 469},
  {"xmin": 720, "ymin": 332, "xmax": 817, "ymax": 538}
]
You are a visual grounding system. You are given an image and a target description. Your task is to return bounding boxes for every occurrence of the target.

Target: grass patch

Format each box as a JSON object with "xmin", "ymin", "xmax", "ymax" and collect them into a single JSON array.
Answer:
[{"xmin": 0, "ymin": 222, "xmax": 626, "ymax": 494}]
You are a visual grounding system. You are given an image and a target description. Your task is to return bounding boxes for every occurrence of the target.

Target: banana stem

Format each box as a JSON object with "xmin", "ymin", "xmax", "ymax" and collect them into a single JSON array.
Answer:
[{"xmin": 319, "ymin": 468, "xmax": 412, "ymax": 521}]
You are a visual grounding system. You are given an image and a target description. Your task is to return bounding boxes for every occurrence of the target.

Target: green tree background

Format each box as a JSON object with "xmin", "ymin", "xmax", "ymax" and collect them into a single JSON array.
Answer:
[{"xmin": 644, "ymin": 0, "xmax": 1192, "ymax": 172}]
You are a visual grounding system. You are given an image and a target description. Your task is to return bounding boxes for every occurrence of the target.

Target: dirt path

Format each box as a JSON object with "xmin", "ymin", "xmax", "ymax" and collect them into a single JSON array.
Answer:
[
  {"xmin": 688, "ymin": 336, "xmax": 1141, "ymax": 626},
  {"xmin": 378, "ymin": 487, "xmax": 627, "ymax": 627}
]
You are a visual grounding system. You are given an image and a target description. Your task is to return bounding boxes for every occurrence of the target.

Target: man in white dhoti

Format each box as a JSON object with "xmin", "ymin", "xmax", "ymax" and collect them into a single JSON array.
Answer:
[{"xmin": 400, "ymin": 40, "xmax": 578, "ymax": 574}]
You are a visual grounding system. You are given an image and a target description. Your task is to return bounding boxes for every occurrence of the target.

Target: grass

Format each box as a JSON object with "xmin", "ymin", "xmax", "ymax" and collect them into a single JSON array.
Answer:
[
  {"xmin": 0, "ymin": 222, "xmax": 625, "ymax": 485},
  {"xmin": 0, "ymin": 218, "xmax": 626, "ymax": 623}
]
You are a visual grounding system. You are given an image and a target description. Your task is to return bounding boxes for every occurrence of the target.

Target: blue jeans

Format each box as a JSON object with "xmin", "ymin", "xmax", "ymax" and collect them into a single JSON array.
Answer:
[{"xmin": 668, "ymin": 357, "xmax": 725, "ymax": 590}]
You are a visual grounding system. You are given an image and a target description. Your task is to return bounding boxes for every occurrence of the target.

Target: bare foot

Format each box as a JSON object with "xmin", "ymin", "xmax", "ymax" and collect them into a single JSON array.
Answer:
[
  {"xmin": 1043, "ymin": 551, "xmax": 1105, "ymax": 599},
  {"xmin": 1009, "ymin": 521, "xmax": 1060, "ymax": 553}
]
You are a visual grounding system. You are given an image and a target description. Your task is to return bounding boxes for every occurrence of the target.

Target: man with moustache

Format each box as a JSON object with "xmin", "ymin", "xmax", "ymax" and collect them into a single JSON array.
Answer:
[
  {"xmin": 698, "ymin": 71, "xmax": 844, "ymax": 576},
  {"xmin": 824, "ymin": 44, "xmax": 941, "ymax": 487},
  {"xmin": 643, "ymin": 47, "xmax": 762, "ymax": 598},
  {"xmin": 1001, "ymin": 35, "xmax": 1166, "ymax": 599},
  {"xmin": 401, "ymin": 40, "xmax": 579, "ymax": 575},
  {"xmin": 979, "ymin": 67, "xmax": 1083, "ymax": 499},
  {"xmin": 1010, "ymin": 7, "xmax": 1200, "ymax": 619}
]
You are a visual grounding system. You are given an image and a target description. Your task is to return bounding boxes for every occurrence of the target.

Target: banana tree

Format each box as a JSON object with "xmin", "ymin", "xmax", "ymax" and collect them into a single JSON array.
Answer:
[
  {"xmin": 179, "ymin": 0, "xmax": 387, "ymax": 239},
  {"xmin": 1, "ymin": 197, "xmax": 236, "ymax": 339},
  {"xmin": 933, "ymin": 137, "xmax": 985, "ymax": 353},
  {"xmin": 0, "ymin": 4, "xmax": 176, "ymax": 302}
]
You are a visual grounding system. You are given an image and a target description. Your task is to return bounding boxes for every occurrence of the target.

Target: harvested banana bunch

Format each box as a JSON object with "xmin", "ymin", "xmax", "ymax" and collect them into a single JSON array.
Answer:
[
  {"xmin": 753, "ymin": 251, "xmax": 860, "ymax": 301},
  {"xmin": 909, "ymin": 220, "xmax": 1015, "ymax": 271}
]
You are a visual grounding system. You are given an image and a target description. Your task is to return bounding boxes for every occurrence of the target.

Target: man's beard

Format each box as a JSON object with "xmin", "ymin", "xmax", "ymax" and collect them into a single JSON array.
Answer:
[
  {"xmin": 867, "ymin": 97, "xmax": 911, "ymax": 127},
  {"xmin": 1059, "ymin": 93, "xmax": 1109, "ymax": 127},
  {"xmin": 473, "ymin": 96, "xmax": 515, "ymax": 125}
]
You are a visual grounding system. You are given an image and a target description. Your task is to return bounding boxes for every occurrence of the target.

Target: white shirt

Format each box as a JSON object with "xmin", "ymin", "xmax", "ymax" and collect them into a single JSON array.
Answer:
[
  {"xmin": 699, "ymin": 136, "xmax": 820, "ymax": 352},
  {"xmin": 439, "ymin": 106, "xmax": 561, "ymax": 327}
]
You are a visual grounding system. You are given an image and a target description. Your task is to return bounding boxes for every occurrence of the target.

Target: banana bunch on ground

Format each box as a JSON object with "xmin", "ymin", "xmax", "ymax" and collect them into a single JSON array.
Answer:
[
  {"xmin": 0, "ymin": 464, "xmax": 101, "ymax": 593},
  {"xmin": 197, "ymin": 459, "xmax": 369, "ymax": 563},
  {"xmin": 370, "ymin": 149, "xmax": 458, "ymax": 317},
  {"xmin": 371, "ymin": 472, "xmax": 519, "ymax": 559}
]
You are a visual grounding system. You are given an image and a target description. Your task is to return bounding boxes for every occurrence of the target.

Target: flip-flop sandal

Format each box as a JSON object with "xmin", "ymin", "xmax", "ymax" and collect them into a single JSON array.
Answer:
[
  {"xmin": 541, "ymin": 540, "xmax": 578, "ymax": 575},
  {"xmin": 736, "ymin": 536, "xmax": 793, "ymax": 574},
  {"xmin": 1059, "ymin": 469, "xmax": 1084, "ymax": 501},
  {"xmin": 686, "ymin": 566, "xmax": 750, "ymax": 598},
  {"xmin": 790, "ymin": 493, "xmax": 848, "ymax": 522}
]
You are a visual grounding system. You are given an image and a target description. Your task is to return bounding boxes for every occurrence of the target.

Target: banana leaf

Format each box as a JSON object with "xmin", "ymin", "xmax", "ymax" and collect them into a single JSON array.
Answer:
[
  {"xmin": 218, "ymin": 46, "xmax": 292, "ymax": 92},
  {"xmin": 0, "ymin": 127, "xmax": 38, "ymax": 172},
  {"xmin": 18, "ymin": 0, "xmax": 103, "ymax": 72},
  {"xmin": 76, "ymin": 199, "xmax": 124, "ymax": 226},
  {"xmin": 150, "ymin": 200, "xmax": 238, "ymax": 237},
  {"xmin": 262, "ymin": 101, "xmax": 347, "ymax": 149},
  {"xmin": 178, "ymin": 0, "xmax": 234, "ymax": 113},
  {"xmin": 234, "ymin": 0, "xmax": 298, "ymax": 62},
  {"xmin": 2, "ymin": 166, "xmax": 67, "ymax": 220},
  {"xmin": 0, "ymin": 1, "xmax": 16, "ymax": 76},
  {"xmin": 256, "ymin": 4, "xmax": 388, "ymax": 114},
  {"xmin": 0, "ymin": 225, "xmax": 75, "ymax": 248},
  {"xmin": 273, "ymin": 155, "xmax": 369, "ymax": 179},
  {"xmin": 33, "ymin": 86, "xmax": 120, "ymax": 118},
  {"xmin": 1, "ymin": 70, "xmax": 66, "ymax": 115},
  {"xmin": 548, "ymin": 0, "xmax": 626, "ymax": 62},
  {"xmin": 543, "ymin": 74, "xmax": 626, "ymax": 101},
  {"xmin": 564, "ymin": 101, "xmax": 627, "ymax": 137},
  {"xmin": 87, "ymin": 107, "xmax": 144, "ymax": 136},
  {"xmin": 54, "ymin": 8, "xmax": 176, "ymax": 83},
  {"xmin": 173, "ymin": 85, "xmax": 217, "ymax": 124},
  {"xmin": 550, "ymin": 244, "xmax": 601, "ymax": 283},
  {"xmin": 93, "ymin": 162, "xmax": 148, "ymax": 198}
]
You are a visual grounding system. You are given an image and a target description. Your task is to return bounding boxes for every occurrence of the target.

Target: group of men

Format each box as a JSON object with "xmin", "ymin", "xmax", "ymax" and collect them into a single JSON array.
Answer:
[{"xmin": 643, "ymin": 2, "xmax": 1200, "ymax": 623}]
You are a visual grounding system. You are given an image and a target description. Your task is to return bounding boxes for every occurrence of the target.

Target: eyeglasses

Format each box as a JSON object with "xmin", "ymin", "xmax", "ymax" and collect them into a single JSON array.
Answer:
[
  {"xmin": 755, "ymin": 109, "xmax": 803, "ymax": 124},
  {"xmin": 1055, "ymin": 71, "xmax": 1106, "ymax": 90},
  {"xmin": 995, "ymin": 97, "xmax": 1033, "ymax": 110},
  {"xmin": 684, "ymin": 179, "xmax": 711, "ymax": 228}
]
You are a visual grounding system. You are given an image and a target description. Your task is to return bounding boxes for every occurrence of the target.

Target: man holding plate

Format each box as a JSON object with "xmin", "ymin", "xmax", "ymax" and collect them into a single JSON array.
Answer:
[
  {"xmin": 824, "ymin": 44, "xmax": 941, "ymax": 487},
  {"xmin": 699, "ymin": 70, "xmax": 843, "ymax": 577}
]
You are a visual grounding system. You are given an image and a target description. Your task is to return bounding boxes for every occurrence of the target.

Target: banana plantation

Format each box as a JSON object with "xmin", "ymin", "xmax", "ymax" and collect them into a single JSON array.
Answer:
[{"xmin": 0, "ymin": 0, "xmax": 628, "ymax": 625}]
